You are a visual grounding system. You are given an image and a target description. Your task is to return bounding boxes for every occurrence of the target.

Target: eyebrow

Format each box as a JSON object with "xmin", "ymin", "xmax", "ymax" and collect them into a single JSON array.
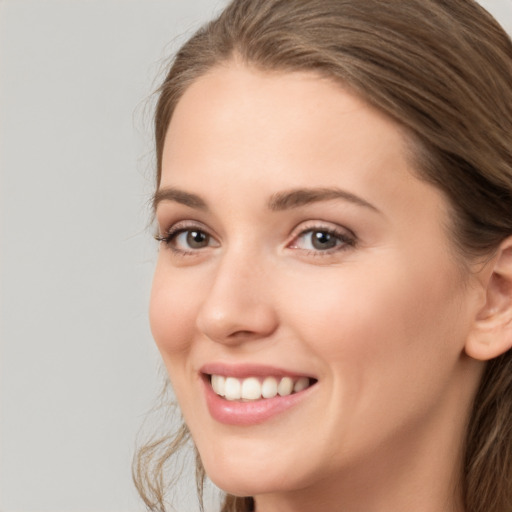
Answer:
[
  {"xmin": 268, "ymin": 187, "xmax": 380, "ymax": 213},
  {"xmin": 153, "ymin": 186, "xmax": 379, "ymax": 214},
  {"xmin": 153, "ymin": 187, "xmax": 208, "ymax": 211}
]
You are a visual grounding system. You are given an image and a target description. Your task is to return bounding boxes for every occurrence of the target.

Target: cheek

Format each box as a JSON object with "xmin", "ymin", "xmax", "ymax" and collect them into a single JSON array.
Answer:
[
  {"xmin": 149, "ymin": 266, "xmax": 204, "ymax": 421},
  {"xmin": 149, "ymin": 264, "xmax": 198, "ymax": 357},
  {"xmin": 275, "ymin": 257, "xmax": 471, "ymax": 459},
  {"xmin": 279, "ymin": 254, "xmax": 468, "ymax": 392}
]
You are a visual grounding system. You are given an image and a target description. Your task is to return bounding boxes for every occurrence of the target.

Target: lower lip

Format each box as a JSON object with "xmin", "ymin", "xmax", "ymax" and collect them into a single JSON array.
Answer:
[{"xmin": 203, "ymin": 376, "xmax": 315, "ymax": 426}]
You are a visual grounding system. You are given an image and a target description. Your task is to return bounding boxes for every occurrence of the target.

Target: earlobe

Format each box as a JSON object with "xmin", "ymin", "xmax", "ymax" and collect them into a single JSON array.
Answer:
[{"xmin": 465, "ymin": 237, "xmax": 512, "ymax": 361}]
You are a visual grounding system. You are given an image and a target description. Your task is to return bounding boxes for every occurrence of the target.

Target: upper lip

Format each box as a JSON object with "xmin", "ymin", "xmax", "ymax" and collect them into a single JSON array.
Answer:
[{"xmin": 200, "ymin": 362, "xmax": 316, "ymax": 380}]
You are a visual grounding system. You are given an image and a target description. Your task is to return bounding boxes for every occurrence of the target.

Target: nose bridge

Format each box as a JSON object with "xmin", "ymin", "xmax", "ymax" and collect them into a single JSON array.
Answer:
[{"xmin": 196, "ymin": 243, "xmax": 278, "ymax": 343}]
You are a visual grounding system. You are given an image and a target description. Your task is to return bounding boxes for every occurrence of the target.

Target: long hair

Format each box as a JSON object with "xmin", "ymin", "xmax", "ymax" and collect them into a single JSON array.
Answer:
[{"xmin": 135, "ymin": 2, "xmax": 512, "ymax": 511}]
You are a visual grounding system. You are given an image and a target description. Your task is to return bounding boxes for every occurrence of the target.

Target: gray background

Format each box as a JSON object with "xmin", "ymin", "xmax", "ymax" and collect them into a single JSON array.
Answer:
[{"xmin": 0, "ymin": 1, "xmax": 510, "ymax": 511}]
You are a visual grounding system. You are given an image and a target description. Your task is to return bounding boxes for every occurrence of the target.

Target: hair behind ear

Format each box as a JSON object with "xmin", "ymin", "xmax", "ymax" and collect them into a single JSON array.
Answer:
[{"xmin": 463, "ymin": 237, "xmax": 512, "ymax": 512}]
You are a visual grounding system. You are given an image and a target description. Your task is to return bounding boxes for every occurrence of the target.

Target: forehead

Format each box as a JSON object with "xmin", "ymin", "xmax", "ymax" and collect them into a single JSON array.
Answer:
[
  {"xmin": 162, "ymin": 63, "xmax": 412, "ymax": 188},
  {"xmin": 165, "ymin": 65, "xmax": 450, "ymax": 205}
]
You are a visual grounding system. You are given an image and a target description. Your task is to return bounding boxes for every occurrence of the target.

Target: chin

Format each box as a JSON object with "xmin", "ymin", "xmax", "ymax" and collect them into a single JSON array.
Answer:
[
  {"xmin": 206, "ymin": 467, "xmax": 292, "ymax": 498},
  {"xmin": 198, "ymin": 443, "xmax": 315, "ymax": 498}
]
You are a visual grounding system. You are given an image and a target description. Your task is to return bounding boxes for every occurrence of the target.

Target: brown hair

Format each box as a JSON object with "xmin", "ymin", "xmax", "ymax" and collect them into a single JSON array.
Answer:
[{"xmin": 134, "ymin": 1, "xmax": 512, "ymax": 511}]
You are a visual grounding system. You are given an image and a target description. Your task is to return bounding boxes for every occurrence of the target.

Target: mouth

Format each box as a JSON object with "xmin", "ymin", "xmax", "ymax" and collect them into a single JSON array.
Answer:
[
  {"xmin": 200, "ymin": 364, "xmax": 318, "ymax": 425},
  {"xmin": 208, "ymin": 374, "xmax": 317, "ymax": 401}
]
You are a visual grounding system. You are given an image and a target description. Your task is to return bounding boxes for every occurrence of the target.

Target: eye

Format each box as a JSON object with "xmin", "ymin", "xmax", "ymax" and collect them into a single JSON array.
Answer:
[
  {"xmin": 175, "ymin": 229, "xmax": 211, "ymax": 250},
  {"xmin": 301, "ymin": 230, "xmax": 340, "ymax": 250},
  {"xmin": 289, "ymin": 226, "xmax": 356, "ymax": 253},
  {"xmin": 155, "ymin": 223, "xmax": 219, "ymax": 254}
]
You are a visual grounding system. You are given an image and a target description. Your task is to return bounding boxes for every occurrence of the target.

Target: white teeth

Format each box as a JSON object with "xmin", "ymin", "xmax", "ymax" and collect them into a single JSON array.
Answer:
[
  {"xmin": 224, "ymin": 377, "xmax": 241, "ymax": 401},
  {"xmin": 211, "ymin": 374, "xmax": 312, "ymax": 400},
  {"xmin": 294, "ymin": 377, "xmax": 309, "ymax": 393},
  {"xmin": 277, "ymin": 376, "xmax": 294, "ymax": 396},
  {"xmin": 261, "ymin": 376, "xmax": 278, "ymax": 398},
  {"xmin": 211, "ymin": 375, "xmax": 226, "ymax": 396},
  {"xmin": 241, "ymin": 377, "xmax": 262, "ymax": 400}
]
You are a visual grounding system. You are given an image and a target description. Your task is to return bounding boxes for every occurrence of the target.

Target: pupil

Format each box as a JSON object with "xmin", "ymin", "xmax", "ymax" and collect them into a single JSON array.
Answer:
[
  {"xmin": 312, "ymin": 231, "xmax": 336, "ymax": 250},
  {"xmin": 187, "ymin": 230, "xmax": 208, "ymax": 248}
]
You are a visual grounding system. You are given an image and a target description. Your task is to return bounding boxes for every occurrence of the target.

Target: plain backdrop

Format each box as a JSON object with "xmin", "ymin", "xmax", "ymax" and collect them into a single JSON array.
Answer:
[{"xmin": 0, "ymin": 1, "xmax": 510, "ymax": 511}]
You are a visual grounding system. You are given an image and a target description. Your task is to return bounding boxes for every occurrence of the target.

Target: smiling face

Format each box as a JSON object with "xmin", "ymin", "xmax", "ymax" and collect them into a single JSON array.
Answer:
[{"xmin": 150, "ymin": 63, "xmax": 485, "ymax": 510}]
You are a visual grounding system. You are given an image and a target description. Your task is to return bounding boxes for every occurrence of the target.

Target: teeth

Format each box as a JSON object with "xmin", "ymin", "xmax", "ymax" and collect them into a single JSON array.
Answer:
[
  {"xmin": 294, "ymin": 377, "xmax": 309, "ymax": 393},
  {"xmin": 224, "ymin": 377, "xmax": 241, "ymax": 401},
  {"xmin": 277, "ymin": 376, "xmax": 294, "ymax": 396},
  {"xmin": 211, "ymin": 375, "xmax": 225, "ymax": 396},
  {"xmin": 210, "ymin": 375, "xmax": 312, "ymax": 401},
  {"xmin": 241, "ymin": 377, "xmax": 261, "ymax": 400},
  {"xmin": 261, "ymin": 376, "xmax": 278, "ymax": 398}
]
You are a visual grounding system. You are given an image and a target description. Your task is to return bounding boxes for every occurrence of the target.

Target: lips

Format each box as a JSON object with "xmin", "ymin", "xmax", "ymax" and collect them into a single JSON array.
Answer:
[{"xmin": 200, "ymin": 364, "xmax": 318, "ymax": 425}]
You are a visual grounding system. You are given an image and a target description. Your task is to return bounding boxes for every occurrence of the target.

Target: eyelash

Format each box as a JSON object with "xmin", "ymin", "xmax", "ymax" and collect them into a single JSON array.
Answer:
[
  {"xmin": 154, "ymin": 221, "xmax": 216, "ymax": 257},
  {"xmin": 155, "ymin": 222, "xmax": 357, "ymax": 257},
  {"xmin": 288, "ymin": 223, "xmax": 357, "ymax": 256}
]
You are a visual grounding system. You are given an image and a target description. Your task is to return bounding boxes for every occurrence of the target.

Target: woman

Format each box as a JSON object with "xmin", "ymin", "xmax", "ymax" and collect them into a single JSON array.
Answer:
[{"xmin": 134, "ymin": 1, "xmax": 512, "ymax": 511}]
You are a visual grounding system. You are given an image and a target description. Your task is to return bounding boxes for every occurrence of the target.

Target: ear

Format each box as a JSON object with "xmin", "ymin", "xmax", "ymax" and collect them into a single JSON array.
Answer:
[{"xmin": 465, "ymin": 237, "xmax": 512, "ymax": 361}]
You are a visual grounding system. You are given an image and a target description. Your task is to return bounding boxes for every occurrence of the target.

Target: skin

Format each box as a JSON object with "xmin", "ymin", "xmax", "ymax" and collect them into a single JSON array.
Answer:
[{"xmin": 150, "ymin": 62, "xmax": 489, "ymax": 512}]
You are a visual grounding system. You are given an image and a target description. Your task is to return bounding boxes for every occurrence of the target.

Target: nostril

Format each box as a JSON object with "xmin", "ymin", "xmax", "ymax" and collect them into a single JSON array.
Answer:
[{"xmin": 228, "ymin": 330, "xmax": 262, "ymax": 340}]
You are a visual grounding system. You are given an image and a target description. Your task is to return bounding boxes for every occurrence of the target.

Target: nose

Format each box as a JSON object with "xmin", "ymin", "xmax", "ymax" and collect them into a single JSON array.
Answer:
[{"xmin": 196, "ymin": 252, "xmax": 279, "ymax": 345}]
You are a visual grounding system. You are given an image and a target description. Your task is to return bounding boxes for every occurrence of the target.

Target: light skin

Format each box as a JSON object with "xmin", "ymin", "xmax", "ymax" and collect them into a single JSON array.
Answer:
[{"xmin": 150, "ymin": 62, "xmax": 512, "ymax": 512}]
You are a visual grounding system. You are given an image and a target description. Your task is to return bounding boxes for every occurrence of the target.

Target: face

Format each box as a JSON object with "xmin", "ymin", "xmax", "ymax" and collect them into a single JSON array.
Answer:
[{"xmin": 150, "ymin": 64, "xmax": 484, "ymax": 507}]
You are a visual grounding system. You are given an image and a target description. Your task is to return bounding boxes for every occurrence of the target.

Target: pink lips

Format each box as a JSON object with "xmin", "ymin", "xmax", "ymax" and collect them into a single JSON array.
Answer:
[{"xmin": 200, "ymin": 363, "xmax": 317, "ymax": 426}]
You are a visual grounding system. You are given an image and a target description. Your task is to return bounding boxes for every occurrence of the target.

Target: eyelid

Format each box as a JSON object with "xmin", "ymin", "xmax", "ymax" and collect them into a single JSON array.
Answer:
[
  {"xmin": 289, "ymin": 220, "xmax": 356, "ymax": 239},
  {"xmin": 158, "ymin": 219, "xmax": 208, "ymax": 235}
]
